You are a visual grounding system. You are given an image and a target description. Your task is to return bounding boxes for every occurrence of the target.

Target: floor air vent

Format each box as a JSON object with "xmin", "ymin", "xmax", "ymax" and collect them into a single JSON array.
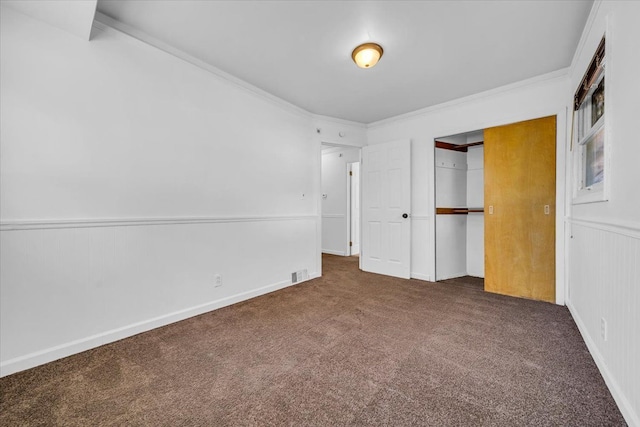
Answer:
[{"xmin": 291, "ymin": 269, "xmax": 308, "ymax": 283}]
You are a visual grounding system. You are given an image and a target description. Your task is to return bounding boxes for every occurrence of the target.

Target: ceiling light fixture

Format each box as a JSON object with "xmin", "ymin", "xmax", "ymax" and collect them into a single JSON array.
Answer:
[{"xmin": 351, "ymin": 43, "xmax": 383, "ymax": 69}]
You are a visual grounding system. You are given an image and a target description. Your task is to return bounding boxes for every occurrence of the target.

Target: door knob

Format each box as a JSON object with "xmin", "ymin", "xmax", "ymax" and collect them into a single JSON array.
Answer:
[{"xmin": 402, "ymin": 213, "xmax": 409, "ymax": 219}]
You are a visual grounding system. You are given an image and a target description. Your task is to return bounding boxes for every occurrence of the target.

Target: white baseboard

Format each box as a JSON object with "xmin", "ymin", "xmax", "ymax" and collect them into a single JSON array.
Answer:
[
  {"xmin": 322, "ymin": 249, "xmax": 346, "ymax": 256},
  {"xmin": 411, "ymin": 272, "xmax": 433, "ymax": 282},
  {"xmin": 567, "ymin": 300, "xmax": 639, "ymax": 427},
  {"xmin": 0, "ymin": 275, "xmax": 314, "ymax": 377},
  {"xmin": 435, "ymin": 271, "xmax": 468, "ymax": 281}
]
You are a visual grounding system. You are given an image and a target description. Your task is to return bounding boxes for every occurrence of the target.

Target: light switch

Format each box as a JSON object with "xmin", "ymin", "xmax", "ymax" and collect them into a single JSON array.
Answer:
[
  {"xmin": 489, "ymin": 205, "xmax": 494, "ymax": 215},
  {"xmin": 544, "ymin": 205, "xmax": 550, "ymax": 215}
]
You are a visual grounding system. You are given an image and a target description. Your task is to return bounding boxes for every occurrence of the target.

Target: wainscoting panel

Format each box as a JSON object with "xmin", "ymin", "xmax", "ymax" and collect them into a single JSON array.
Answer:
[
  {"xmin": 567, "ymin": 219, "xmax": 639, "ymax": 426},
  {"xmin": 0, "ymin": 216, "xmax": 318, "ymax": 376}
]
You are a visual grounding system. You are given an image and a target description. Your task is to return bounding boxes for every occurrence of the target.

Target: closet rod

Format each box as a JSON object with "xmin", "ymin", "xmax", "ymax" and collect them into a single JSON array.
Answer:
[{"xmin": 436, "ymin": 207, "xmax": 484, "ymax": 215}]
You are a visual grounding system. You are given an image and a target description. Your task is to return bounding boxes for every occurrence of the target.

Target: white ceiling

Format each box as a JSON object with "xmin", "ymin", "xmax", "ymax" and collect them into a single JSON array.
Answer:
[
  {"xmin": 4, "ymin": 0, "xmax": 97, "ymax": 40},
  {"xmin": 96, "ymin": 0, "xmax": 593, "ymax": 124}
]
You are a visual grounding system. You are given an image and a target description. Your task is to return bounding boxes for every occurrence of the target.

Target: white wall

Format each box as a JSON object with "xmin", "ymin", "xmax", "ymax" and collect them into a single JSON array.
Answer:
[
  {"xmin": 313, "ymin": 115, "xmax": 367, "ymax": 148},
  {"xmin": 466, "ymin": 145, "xmax": 484, "ymax": 278},
  {"xmin": 466, "ymin": 213, "xmax": 484, "ymax": 277},
  {"xmin": 0, "ymin": 7, "xmax": 318, "ymax": 376},
  {"xmin": 3, "ymin": 5, "xmax": 637, "ymax": 423},
  {"xmin": 367, "ymin": 70, "xmax": 568, "ymax": 285},
  {"xmin": 565, "ymin": 2, "xmax": 640, "ymax": 425},
  {"xmin": 435, "ymin": 215, "xmax": 467, "ymax": 280},
  {"xmin": 435, "ymin": 148, "xmax": 467, "ymax": 280},
  {"xmin": 434, "ymin": 143, "xmax": 484, "ymax": 280},
  {"xmin": 321, "ymin": 147, "xmax": 360, "ymax": 256}
]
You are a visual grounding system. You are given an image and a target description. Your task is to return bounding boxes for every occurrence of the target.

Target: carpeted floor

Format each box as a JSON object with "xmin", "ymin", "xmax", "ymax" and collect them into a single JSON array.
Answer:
[{"xmin": 0, "ymin": 254, "xmax": 626, "ymax": 426}]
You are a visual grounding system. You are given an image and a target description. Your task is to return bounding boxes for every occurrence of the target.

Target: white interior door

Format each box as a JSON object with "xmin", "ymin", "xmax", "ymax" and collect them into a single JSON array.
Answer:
[{"xmin": 361, "ymin": 140, "xmax": 411, "ymax": 278}]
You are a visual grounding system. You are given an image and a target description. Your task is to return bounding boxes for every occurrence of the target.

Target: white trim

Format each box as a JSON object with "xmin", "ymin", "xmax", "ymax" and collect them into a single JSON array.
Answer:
[
  {"xmin": 316, "ymin": 141, "xmax": 323, "ymax": 278},
  {"xmin": 567, "ymin": 217, "xmax": 640, "ymax": 239},
  {"xmin": 410, "ymin": 272, "xmax": 433, "ymax": 282},
  {"xmin": 0, "ymin": 215, "xmax": 317, "ymax": 231},
  {"xmin": 571, "ymin": 187, "xmax": 607, "ymax": 205},
  {"xmin": 92, "ymin": 14, "xmax": 311, "ymax": 121},
  {"xmin": 0, "ymin": 272, "xmax": 319, "ymax": 377},
  {"xmin": 555, "ymin": 108, "xmax": 568, "ymax": 306},
  {"xmin": 569, "ymin": 1, "xmax": 603, "ymax": 74},
  {"xmin": 428, "ymin": 110, "xmax": 567, "ymax": 305},
  {"xmin": 313, "ymin": 140, "xmax": 323, "ymax": 276},
  {"xmin": 321, "ymin": 146, "xmax": 348, "ymax": 155},
  {"xmin": 312, "ymin": 114, "xmax": 367, "ymax": 129},
  {"xmin": 567, "ymin": 301, "xmax": 639, "ymax": 427},
  {"xmin": 436, "ymin": 272, "xmax": 469, "ymax": 281},
  {"xmin": 410, "ymin": 215, "xmax": 430, "ymax": 221},
  {"xmin": 346, "ymin": 162, "xmax": 353, "ymax": 256},
  {"xmin": 571, "ymin": 24, "xmax": 609, "ymax": 206},
  {"xmin": 321, "ymin": 249, "xmax": 346, "ymax": 256},
  {"xmin": 321, "ymin": 144, "xmax": 364, "ymax": 154},
  {"xmin": 320, "ymin": 140, "xmax": 367, "ymax": 150},
  {"xmin": 367, "ymin": 68, "xmax": 569, "ymax": 129}
]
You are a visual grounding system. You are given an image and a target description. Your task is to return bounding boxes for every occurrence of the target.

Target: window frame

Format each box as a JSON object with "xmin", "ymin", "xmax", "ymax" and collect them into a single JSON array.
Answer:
[{"xmin": 572, "ymin": 35, "xmax": 609, "ymax": 205}]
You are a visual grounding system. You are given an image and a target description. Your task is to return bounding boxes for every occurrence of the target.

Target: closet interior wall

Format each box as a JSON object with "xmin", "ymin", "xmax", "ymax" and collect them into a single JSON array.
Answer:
[{"xmin": 435, "ymin": 131, "xmax": 484, "ymax": 281}]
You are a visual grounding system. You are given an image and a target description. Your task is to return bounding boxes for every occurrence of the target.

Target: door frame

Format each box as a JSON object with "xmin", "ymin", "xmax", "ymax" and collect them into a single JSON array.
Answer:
[
  {"xmin": 347, "ymin": 161, "xmax": 360, "ymax": 256},
  {"xmin": 319, "ymin": 142, "xmax": 362, "ymax": 266},
  {"xmin": 428, "ymin": 108, "xmax": 568, "ymax": 305}
]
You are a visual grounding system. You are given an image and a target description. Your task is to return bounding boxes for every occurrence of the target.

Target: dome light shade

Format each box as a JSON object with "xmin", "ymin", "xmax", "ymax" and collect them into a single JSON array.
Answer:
[{"xmin": 352, "ymin": 43, "xmax": 383, "ymax": 68}]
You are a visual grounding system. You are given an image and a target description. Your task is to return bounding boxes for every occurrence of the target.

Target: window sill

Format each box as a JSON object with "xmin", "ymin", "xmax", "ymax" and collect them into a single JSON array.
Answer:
[{"xmin": 572, "ymin": 185, "xmax": 607, "ymax": 205}]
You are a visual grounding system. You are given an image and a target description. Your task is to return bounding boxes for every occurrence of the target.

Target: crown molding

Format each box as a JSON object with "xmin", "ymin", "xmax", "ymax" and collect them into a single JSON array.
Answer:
[
  {"xmin": 367, "ymin": 67, "xmax": 569, "ymax": 129},
  {"xmin": 311, "ymin": 114, "xmax": 367, "ymax": 129},
  {"xmin": 568, "ymin": 0, "xmax": 603, "ymax": 75}
]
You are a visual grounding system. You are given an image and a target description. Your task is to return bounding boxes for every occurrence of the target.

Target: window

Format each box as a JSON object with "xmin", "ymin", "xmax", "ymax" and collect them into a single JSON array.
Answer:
[{"xmin": 573, "ymin": 36, "xmax": 607, "ymax": 204}]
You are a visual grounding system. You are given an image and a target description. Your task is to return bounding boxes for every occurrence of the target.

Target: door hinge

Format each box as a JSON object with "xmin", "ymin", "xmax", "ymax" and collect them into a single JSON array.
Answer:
[
  {"xmin": 349, "ymin": 241, "xmax": 353, "ymax": 246},
  {"xmin": 349, "ymin": 171, "xmax": 353, "ymax": 176}
]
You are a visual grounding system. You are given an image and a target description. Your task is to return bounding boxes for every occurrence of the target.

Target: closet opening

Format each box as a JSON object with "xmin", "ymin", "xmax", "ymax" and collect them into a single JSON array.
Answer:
[
  {"xmin": 434, "ymin": 116, "xmax": 557, "ymax": 303},
  {"xmin": 434, "ymin": 130, "xmax": 485, "ymax": 290}
]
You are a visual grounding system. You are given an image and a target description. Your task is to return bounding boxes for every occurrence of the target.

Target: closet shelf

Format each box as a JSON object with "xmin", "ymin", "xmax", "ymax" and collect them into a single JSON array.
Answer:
[
  {"xmin": 436, "ymin": 207, "xmax": 484, "ymax": 215},
  {"xmin": 435, "ymin": 141, "xmax": 484, "ymax": 152}
]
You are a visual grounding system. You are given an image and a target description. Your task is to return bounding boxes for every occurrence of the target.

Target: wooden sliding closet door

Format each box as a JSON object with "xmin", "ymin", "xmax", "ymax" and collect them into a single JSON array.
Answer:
[{"xmin": 484, "ymin": 116, "xmax": 556, "ymax": 303}]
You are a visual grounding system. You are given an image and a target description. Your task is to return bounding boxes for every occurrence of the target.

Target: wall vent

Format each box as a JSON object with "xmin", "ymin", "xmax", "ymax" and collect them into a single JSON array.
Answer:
[{"xmin": 291, "ymin": 269, "xmax": 308, "ymax": 284}]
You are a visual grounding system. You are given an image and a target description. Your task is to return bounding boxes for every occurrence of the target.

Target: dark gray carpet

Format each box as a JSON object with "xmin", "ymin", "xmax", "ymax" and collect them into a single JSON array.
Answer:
[{"xmin": 0, "ymin": 254, "xmax": 626, "ymax": 426}]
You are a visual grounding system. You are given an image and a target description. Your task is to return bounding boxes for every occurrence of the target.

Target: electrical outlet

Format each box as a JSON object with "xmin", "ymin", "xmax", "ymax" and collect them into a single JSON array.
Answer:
[
  {"xmin": 600, "ymin": 317, "xmax": 607, "ymax": 341},
  {"xmin": 214, "ymin": 274, "xmax": 222, "ymax": 288}
]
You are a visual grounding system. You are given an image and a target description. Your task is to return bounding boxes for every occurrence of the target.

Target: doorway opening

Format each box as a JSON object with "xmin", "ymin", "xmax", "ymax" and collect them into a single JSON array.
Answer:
[{"xmin": 321, "ymin": 143, "xmax": 361, "ymax": 260}]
